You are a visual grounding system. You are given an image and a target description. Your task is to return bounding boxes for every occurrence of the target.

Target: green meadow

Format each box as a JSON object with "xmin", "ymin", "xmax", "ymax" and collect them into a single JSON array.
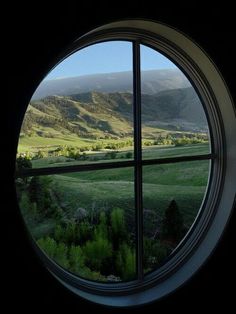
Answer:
[
  {"xmin": 23, "ymin": 143, "xmax": 209, "ymax": 238},
  {"xmin": 17, "ymin": 143, "xmax": 209, "ymax": 281}
]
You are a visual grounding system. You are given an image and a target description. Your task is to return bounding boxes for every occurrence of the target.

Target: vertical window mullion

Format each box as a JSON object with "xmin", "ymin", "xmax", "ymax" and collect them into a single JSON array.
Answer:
[{"xmin": 133, "ymin": 41, "xmax": 143, "ymax": 281}]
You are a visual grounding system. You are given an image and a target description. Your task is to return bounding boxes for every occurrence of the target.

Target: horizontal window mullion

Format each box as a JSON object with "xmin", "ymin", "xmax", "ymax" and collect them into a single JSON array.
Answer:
[
  {"xmin": 16, "ymin": 160, "xmax": 135, "ymax": 178},
  {"xmin": 142, "ymin": 153, "xmax": 215, "ymax": 166},
  {"xmin": 16, "ymin": 154, "xmax": 215, "ymax": 178}
]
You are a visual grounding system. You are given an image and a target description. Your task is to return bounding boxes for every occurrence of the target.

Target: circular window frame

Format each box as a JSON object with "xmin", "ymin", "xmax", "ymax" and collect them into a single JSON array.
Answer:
[{"xmin": 20, "ymin": 20, "xmax": 235, "ymax": 307}]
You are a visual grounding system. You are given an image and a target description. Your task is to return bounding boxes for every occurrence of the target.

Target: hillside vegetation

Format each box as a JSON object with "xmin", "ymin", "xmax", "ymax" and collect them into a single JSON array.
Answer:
[{"xmin": 19, "ymin": 88, "xmax": 208, "ymax": 155}]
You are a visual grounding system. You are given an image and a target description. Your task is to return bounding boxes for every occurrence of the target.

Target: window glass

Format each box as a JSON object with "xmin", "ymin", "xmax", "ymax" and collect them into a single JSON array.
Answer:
[
  {"xmin": 16, "ymin": 167, "xmax": 136, "ymax": 282},
  {"xmin": 18, "ymin": 41, "xmax": 133, "ymax": 168},
  {"xmin": 140, "ymin": 44, "xmax": 210, "ymax": 159},
  {"xmin": 142, "ymin": 160, "xmax": 209, "ymax": 274}
]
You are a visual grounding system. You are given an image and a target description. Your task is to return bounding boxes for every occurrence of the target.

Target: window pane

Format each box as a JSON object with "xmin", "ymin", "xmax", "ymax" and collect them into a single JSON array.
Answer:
[
  {"xmin": 142, "ymin": 160, "xmax": 210, "ymax": 274},
  {"xmin": 140, "ymin": 44, "xmax": 210, "ymax": 159},
  {"xmin": 17, "ymin": 41, "xmax": 134, "ymax": 168},
  {"xmin": 16, "ymin": 167, "xmax": 136, "ymax": 282}
]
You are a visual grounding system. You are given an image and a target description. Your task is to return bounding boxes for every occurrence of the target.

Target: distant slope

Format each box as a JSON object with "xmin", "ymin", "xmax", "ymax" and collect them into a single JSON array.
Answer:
[
  {"xmin": 32, "ymin": 69, "xmax": 190, "ymax": 100},
  {"xmin": 143, "ymin": 87, "xmax": 208, "ymax": 131},
  {"xmin": 21, "ymin": 88, "xmax": 207, "ymax": 142}
]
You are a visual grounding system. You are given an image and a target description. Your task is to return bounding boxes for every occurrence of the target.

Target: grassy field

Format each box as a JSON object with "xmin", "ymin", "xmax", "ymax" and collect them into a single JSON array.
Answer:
[
  {"xmin": 27, "ymin": 144, "xmax": 209, "ymax": 239},
  {"xmin": 142, "ymin": 143, "xmax": 209, "ymax": 159},
  {"xmin": 18, "ymin": 134, "xmax": 134, "ymax": 153},
  {"xmin": 30, "ymin": 143, "xmax": 210, "ymax": 168},
  {"xmin": 18, "ymin": 133, "xmax": 86, "ymax": 152},
  {"xmin": 18, "ymin": 143, "xmax": 210, "ymax": 242},
  {"xmin": 52, "ymin": 159, "xmax": 208, "ymax": 226}
]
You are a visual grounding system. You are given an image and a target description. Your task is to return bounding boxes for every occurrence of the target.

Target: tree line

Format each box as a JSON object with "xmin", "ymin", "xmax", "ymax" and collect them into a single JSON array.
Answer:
[{"xmin": 18, "ymin": 132, "xmax": 208, "ymax": 162}]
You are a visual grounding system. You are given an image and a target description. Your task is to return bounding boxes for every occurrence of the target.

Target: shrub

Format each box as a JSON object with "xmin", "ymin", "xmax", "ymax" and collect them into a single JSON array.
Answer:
[
  {"xmin": 16, "ymin": 155, "xmax": 32, "ymax": 171},
  {"xmin": 105, "ymin": 151, "xmax": 117, "ymax": 159},
  {"xmin": 37, "ymin": 237, "xmax": 69, "ymax": 268},
  {"xmin": 143, "ymin": 237, "xmax": 170, "ymax": 269},
  {"xmin": 125, "ymin": 152, "xmax": 132, "ymax": 158}
]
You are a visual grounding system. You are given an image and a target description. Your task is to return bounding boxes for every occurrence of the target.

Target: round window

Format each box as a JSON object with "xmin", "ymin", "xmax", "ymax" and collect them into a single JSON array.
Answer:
[{"xmin": 15, "ymin": 20, "xmax": 236, "ymax": 307}]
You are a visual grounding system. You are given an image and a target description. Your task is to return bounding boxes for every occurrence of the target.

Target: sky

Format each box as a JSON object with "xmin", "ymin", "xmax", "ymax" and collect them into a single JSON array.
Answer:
[{"xmin": 46, "ymin": 41, "xmax": 177, "ymax": 80}]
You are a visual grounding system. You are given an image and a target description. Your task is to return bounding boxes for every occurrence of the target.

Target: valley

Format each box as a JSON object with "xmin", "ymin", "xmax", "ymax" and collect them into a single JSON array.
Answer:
[
  {"xmin": 16, "ymin": 79, "xmax": 210, "ymax": 281},
  {"xmin": 18, "ymin": 87, "xmax": 208, "ymax": 157}
]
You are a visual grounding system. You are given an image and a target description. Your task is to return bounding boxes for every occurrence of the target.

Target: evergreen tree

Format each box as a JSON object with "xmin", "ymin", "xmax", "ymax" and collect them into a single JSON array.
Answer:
[
  {"xmin": 28, "ymin": 176, "xmax": 52, "ymax": 214},
  {"xmin": 77, "ymin": 221, "xmax": 92, "ymax": 245},
  {"xmin": 161, "ymin": 200, "xmax": 184, "ymax": 243},
  {"xmin": 83, "ymin": 236, "xmax": 112, "ymax": 272},
  {"xmin": 69, "ymin": 245, "xmax": 85, "ymax": 273},
  {"xmin": 95, "ymin": 211, "xmax": 108, "ymax": 238},
  {"xmin": 115, "ymin": 243, "xmax": 135, "ymax": 281},
  {"xmin": 37, "ymin": 237, "xmax": 69, "ymax": 268},
  {"xmin": 28, "ymin": 176, "xmax": 44, "ymax": 209}
]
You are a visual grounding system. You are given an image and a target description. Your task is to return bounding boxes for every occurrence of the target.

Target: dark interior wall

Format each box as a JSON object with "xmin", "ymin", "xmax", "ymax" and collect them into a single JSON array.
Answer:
[{"xmin": 5, "ymin": 4, "xmax": 235, "ymax": 312}]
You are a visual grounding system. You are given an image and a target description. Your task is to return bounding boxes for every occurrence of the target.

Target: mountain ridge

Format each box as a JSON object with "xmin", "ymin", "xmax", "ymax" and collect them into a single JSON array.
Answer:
[
  {"xmin": 32, "ymin": 69, "xmax": 190, "ymax": 100},
  {"xmin": 21, "ymin": 87, "xmax": 208, "ymax": 142}
]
